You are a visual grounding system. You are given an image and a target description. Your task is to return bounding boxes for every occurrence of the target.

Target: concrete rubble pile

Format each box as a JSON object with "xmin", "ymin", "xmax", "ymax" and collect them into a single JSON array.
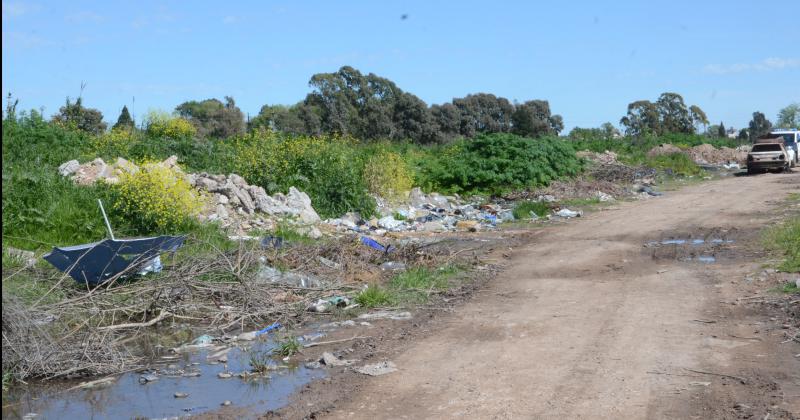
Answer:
[
  {"xmin": 58, "ymin": 156, "xmax": 620, "ymax": 239},
  {"xmin": 58, "ymin": 156, "xmax": 321, "ymax": 236}
]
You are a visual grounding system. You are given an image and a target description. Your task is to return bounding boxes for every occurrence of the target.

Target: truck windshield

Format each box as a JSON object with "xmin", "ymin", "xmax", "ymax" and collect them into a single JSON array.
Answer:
[{"xmin": 771, "ymin": 133, "xmax": 796, "ymax": 146}]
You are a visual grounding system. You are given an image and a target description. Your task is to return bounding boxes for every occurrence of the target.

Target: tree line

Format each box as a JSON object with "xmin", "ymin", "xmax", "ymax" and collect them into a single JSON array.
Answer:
[{"xmin": 35, "ymin": 67, "xmax": 800, "ymax": 144}]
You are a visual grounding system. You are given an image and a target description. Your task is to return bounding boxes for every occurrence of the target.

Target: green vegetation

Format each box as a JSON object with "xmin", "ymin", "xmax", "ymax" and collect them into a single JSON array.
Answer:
[
  {"xmin": 273, "ymin": 335, "xmax": 302, "ymax": 357},
  {"xmin": 418, "ymin": 133, "xmax": 582, "ymax": 194},
  {"xmin": 247, "ymin": 348, "xmax": 273, "ymax": 373},
  {"xmin": 3, "ymin": 370, "xmax": 11, "ymax": 391},
  {"xmin": 355, "ymin": 284, "xmax": 395, "ymax": 308},
  {"xmin": 355, "ymin": 265, "xmax": 460, "ymax": 307},
  {"xmin": 763, "ymin": 216, "xmax": 800, "ymax": 273},
  {"xmin": 645, "ymin": 153, "xmax": 703, "ymax": 177},
  {"xmin": 775, "ymin": 282, "xmax": 799, "ymax": 294},
  {"xmin": 512, "ymin": 201, "xmax": 550, "ymax": 219}
]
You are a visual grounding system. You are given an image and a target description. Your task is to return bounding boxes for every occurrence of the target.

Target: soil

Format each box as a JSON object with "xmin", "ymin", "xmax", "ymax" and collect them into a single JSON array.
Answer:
[{"xmin": 205, "ymin": 171, "xmax": 800, "ymax": 419}]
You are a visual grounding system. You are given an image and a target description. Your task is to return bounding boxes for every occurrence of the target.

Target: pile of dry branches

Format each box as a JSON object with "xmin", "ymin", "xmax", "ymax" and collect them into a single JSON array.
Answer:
[{"xmin": 2, "ymin": 235, "xmax": 451, "ymax": 381}]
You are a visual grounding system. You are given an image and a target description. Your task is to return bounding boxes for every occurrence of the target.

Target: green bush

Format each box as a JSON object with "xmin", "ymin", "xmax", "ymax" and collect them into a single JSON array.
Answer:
[
  {"xmin": 645, "ymin": 153, "xmax": 702, "ymax": 176},
  {"xmin": 418, "ymin": 133, "xmax": 583, "ymax": 194},
  {"xmin": 512, "ymin": 201, "xmax": 550, "ymax": 219},
  {"xmin": 355, "ymin": 284, "xmax": 395, "ymax": 308},
  {"xmin": 229, "ymin": 132, "xmax": 375, "ymax": 218},
  {"xmin": 144, "ymin": 110, "xmax": 196, "ymax": 139},
  {"xmin": 763, "ymin": 216, "xmax": 800, "ymax": 273},
  {"xmin": 363, "ymin": 150, "xmax": 414, "ymax": 200},
  {"xmin": 112, "ymin": 161, "xmax": 205, "ymax": 233}
]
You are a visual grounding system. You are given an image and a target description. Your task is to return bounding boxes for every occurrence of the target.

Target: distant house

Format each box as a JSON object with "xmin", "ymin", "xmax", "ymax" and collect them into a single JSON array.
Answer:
[{"xmin": 726, "ymin": 127, "xmax": 738, "ymax": 139}]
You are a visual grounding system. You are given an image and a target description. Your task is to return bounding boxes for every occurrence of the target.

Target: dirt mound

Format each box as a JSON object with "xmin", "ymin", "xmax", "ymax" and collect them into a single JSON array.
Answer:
[
  {"xmin": 647, "ymin": 144, "xmax": 683, "ymax": 157},
  {"xmin": 648, "ymin": 143, "xmax": 749, "ymax": 165},
  {"xmin": 576, "ymin": 150, "xmax": 618, "ymax": 164},
  {"xmin": 687, "ymin": 144, "xmax": 748, "ymax": 165}
]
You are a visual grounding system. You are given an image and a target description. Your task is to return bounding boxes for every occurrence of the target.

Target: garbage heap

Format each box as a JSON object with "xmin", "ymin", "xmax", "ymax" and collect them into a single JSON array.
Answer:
[{"xmin": 326, "ymin": 187, "xmax": 518, "ymax": 235}]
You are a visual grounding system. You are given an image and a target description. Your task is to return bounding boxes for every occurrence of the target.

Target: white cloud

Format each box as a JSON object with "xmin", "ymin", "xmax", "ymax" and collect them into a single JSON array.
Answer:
[
  {"xmin": 222, "ymin": 15, "xmax": 237, "ymax": 24},
  {"xmin": 2, "ymin": 30, "xmax": 53, "ymax": 49},
  {"xmin": 65, "ymin": 11, "xmax": 105, "ymax": 24},
  {"xmin": 2, "ymin": 1, "xmax": 41, "ymax": 19},
  {"xmin": 704, "ymin": 57, "xmax": 800, "ymax": 74}
]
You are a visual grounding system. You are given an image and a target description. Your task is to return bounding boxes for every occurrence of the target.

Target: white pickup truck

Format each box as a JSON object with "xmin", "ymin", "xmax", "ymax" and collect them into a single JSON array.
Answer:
[{"xmin": 770, "ymin": 128, "xmax": 799, "ymax": 165}]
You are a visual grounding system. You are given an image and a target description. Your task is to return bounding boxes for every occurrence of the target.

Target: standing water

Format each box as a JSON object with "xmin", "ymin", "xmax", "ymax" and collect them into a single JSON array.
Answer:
[{"xmin": 2, "ymin": 335, "xmax": 325, "ymax": 419}]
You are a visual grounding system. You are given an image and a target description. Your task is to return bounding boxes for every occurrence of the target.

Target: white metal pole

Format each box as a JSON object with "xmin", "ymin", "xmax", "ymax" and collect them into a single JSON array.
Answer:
[{"xmin": 98, "ymin": 199, "xmax": 115, "ymax": 240}]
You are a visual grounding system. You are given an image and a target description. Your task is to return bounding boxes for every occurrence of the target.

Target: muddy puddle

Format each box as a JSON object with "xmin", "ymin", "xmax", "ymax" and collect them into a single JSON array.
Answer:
[
  {"xmin": 2, "ymin": 332, "xmax": 326, "ymax": 420},
  {"xmin": 644, "ymin": 228, "xmax": 737, "ymax": 264}
]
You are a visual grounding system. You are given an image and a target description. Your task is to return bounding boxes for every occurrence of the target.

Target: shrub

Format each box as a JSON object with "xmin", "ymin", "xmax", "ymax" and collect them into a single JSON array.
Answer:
[
  {"xmin": 229, "ymin": 132, "xmax": 375, "ymax": 218},
  {"xmin": 645, "ymin": 153, "xmax": 702, "ymax": 176},
  {"xmin": 91, "ymin": 127, "xmax": 138, "ymax": 158},
  {"xmin": 763, "ymin": 216, "xmax": 800, "ymax": 273},
  {"xmin": 355, "ymin": 285, "xmax": 394, "ymax": 308},
  {"xmin": 419, "ymin": 133, "xmax": 583, "ymax": 194},
  {"xmin": 512, "ymin": 201, "xmax": 550, "ymax": 219},
  {"xmin": 112, "ymin": 162, "xmax": 204, "ymax": 232},
  {"xmin": 144, "ymin": 110, "xmax": 196, "ymax": 139},
  {"xmin": 363, "ymin": 150, "xmax": 414, "ymax": 200}
]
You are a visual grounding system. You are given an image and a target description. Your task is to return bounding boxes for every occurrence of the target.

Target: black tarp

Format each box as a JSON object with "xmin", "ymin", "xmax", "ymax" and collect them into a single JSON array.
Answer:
[{"xmin": 43, "ymin": 236, "xmax": 184, "ymax": 285}]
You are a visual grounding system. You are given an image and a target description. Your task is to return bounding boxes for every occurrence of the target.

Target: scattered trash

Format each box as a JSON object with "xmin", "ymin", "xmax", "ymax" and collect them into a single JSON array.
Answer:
[
  {"xmin": 596, "ymin": 191, "xmax": 615, "ymax": 202},
  {"xmin": 378, "ymin": 216, "xmax": 404, "ymax": 230},
  {"xmin": 360, "ymin": 236, "xmax": 391, "ymax": 253},
  {"xmin": 355, "ymin": 361, "xmax": 398, "ymax": 376},
  {"xmin": 380, "ymin": 261, "xmax": 407, "ymax": 272},
  {"xmin": 237, "ymin": 331, "xmax": 259, "ymax": 341},
  {"xmin": 256, "ymin": 322, "xmax": 282, "ymax": 336},
  {"xmin": 217, "ymin": 372, "xmax": 232, "ymax": 379},
  {"xmin": 307, "ymin": 297, "xmax": 351, "ymax": 312},
  {"xmin": 556, "ymin": 209, "xmax": 582, "ymax": 218},
  {"xmin": 689, "ymin": 381, "xmax": 711, "ymax": 387},
  {"xmin": 139, "ymin": 373, "xmax": 159, "ymax": 384},
  {"xmin": 260, "ymin": 235, "xmax": 284, "ymax": 249},
  {"xmin": 305, "ymin": 361, "xmax": 323, "ymax": 369},
  {"xmin": 192, "ymin": 335, "xmax": 214, "ymax": 346},
  {"xmin": 638, "ymin": 186, "xmax": 663, "ymax": 197},
  {"xmin": 318, "ymin": 256, "xmax": 341, "ymax": 269},
  {"xmin": 221, "ymin": 400, "xmax": 232, "ymax": 406},
  {"xmin": 43, "ymin": 236, "xmax": 185, "ymax": 285},
  {"xmin": 182, "ymin": 406, "xmax": 209, "ymax": 413},
  {"xmin": 256, "ymin": 259, "xmax": 322, "ymax": 288},
  {"xmin": 321, "ymin": 352, "xmax": 356, "ymax": 367},
  {"xmin": 174, "ymin": 392, "xmax": 189, "ymax": 398},
  {"xmin": 357, "ymin": 311, "xmax": 413, "ymax": 321}
]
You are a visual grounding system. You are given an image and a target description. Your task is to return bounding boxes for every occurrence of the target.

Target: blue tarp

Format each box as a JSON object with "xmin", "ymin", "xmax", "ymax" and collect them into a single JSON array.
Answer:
[{"xmin": 43, "ymin": 236, "xmax": 185, "ymax": 285}]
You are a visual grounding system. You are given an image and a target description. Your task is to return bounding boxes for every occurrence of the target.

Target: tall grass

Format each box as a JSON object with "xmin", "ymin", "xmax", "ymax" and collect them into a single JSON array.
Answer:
[{"xmin": 763, "ymin": 216, "xmax": 800, "ymax": 273}]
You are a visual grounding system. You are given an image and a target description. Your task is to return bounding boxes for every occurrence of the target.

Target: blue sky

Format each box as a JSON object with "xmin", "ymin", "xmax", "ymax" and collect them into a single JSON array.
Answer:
[{"xmin": 3, "ymin": 0, "xmax": 799, "ymax": 131}]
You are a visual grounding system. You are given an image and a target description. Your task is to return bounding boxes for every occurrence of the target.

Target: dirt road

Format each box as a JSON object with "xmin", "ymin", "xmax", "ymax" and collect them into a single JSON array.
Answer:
[{"xmin": 321, "ymin": 173, "xmax": 800, "ymax": 419}]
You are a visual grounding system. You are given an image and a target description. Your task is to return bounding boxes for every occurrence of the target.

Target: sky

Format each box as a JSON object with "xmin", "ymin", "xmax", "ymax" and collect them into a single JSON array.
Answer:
[{"xmin": 2, "ymin": 0, "xmax": 799, "ymax": 132}]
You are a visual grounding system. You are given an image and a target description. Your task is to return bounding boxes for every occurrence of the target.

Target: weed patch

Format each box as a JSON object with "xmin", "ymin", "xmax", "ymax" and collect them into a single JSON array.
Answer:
[
  {"xmin": 763, "ymin": 216, "xmax": 800, "ymax": 273},
  {"xmin": 512, "ymin": 201, "xmax": 550, "ymax": 219}
]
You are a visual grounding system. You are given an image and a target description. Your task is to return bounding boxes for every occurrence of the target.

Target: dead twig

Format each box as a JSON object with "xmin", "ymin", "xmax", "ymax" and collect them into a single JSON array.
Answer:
[
  {"xmin": 303, "ymin": 335, "xmax": 371, "ymax": 348},
  {"xmin": 97, "ymin": 310, "xmax": 171, "ymax": 331},
  {"xmin": 684, "ymin": 368, "xmax": 747, "ymax": 384}
]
